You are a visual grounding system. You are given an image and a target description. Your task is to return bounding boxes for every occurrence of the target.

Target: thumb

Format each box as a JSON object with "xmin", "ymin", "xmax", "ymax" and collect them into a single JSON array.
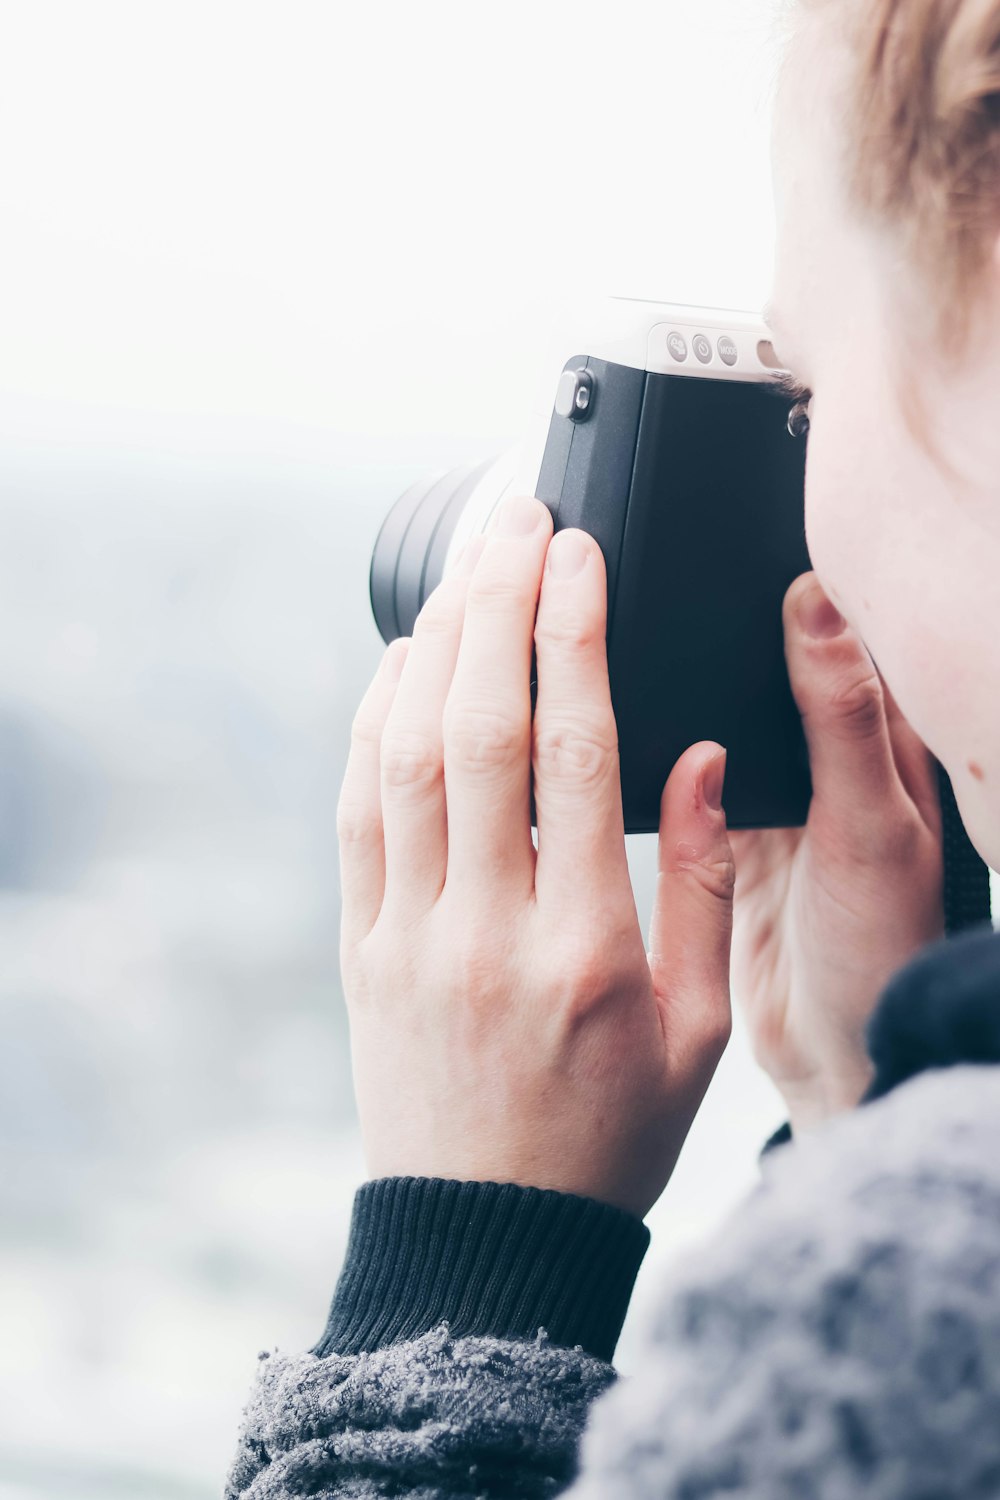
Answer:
[
  {"xmin": 783, "ymin": 571, "xmax": 903, "ymax": 847},
  {"xmin": 648, "ymin": 742, "xmax": 735, "ymax": 1071}
]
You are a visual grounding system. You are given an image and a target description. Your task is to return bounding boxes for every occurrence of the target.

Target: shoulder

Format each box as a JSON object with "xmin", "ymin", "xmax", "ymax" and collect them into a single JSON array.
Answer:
[
  {"xmin": 668, "ymin": 1064, "xmax": 1000, "ymax": 1352},
  {"xmin": 759, "ymin": 1060, "xmax": 1000, "ymax": 1230},
  {"xmin": 573, "ymin": 1066, "xmax": 1000, "ymax": 1499}
]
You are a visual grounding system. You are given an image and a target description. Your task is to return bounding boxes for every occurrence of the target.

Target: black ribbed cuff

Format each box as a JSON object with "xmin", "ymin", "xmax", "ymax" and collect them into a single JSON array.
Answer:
[{"xmin": 312, "ymin": 1176, "xmax": 650, "ymax": 1365}]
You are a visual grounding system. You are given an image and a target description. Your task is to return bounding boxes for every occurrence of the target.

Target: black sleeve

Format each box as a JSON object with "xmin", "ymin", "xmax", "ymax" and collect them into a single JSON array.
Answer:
[
  {"xmin": 226, "ymin": 1176, "xmax": 649, "ymax": 1499},
  {"xmin": 313, "ymin": 1174, "xmax": 650, "ymax": 1364}
]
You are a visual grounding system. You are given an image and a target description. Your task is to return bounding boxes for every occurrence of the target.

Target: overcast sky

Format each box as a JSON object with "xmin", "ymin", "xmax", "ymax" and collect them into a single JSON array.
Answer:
[{"xmin": 0, "ymin": 0, "xmax": 784, "ymax": 452}]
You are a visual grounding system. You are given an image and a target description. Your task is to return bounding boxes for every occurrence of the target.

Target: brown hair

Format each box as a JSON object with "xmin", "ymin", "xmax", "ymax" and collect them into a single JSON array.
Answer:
[{"xmin": 788, "ymin": 0, "xmax": 1000, "ymax": 466}]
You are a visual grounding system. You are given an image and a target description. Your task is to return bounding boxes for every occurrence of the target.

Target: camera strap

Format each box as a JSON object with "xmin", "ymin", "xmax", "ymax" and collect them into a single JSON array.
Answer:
[{"xmin": 937, "ymin": 761, "xmax": 994, "ymax": 935}]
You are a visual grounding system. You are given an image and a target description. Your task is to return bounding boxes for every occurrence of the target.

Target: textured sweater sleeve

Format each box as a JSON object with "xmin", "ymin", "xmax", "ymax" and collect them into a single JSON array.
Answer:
[
  {"xmin": 566, "ymin": 1064, "xmax": 1000, "ymax": 1499},
  {"xmin": 225, "ymin": 1176, "xmax": 649, "ymax": 1498},
  {"xmin": 227, "ymin": 1065, "xmax": 1000, "ymax": 1500},
  {"xmin": 225, "ymin": 1325, "xmax": 615, "ymax": 1499}
]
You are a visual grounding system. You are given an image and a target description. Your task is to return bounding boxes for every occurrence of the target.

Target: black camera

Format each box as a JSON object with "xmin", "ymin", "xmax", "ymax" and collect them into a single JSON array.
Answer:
[{"xmin": 370, "ymin": 297, "xmax": 812, "ymax": 832}]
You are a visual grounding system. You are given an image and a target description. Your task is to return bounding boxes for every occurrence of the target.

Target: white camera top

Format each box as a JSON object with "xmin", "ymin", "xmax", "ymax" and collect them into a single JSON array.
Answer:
[{"xmin": 563, "ymin": 295, "xmax": 786, "ymax": 383}]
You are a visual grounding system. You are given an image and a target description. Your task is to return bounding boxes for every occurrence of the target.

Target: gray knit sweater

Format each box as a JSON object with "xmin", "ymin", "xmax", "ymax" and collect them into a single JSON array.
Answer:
[{"xmin": 226, "ymin": 930, "xmax": 1000, "ymax": 1499}]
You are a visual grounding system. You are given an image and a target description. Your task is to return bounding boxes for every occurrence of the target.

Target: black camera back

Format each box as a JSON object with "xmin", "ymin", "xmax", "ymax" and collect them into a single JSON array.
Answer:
[
  {"xmin": 538, "ymin": 354, "xmax": 811, "ymax": 830},
  {"xmin": 370, "ymin": 301, "xmax": 813, "ymax": 831}
]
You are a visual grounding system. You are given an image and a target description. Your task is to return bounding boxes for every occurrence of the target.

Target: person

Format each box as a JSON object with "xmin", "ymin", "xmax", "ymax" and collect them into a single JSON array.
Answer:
[{"xmin": 225, "ymin": 0, "xmax": 1000, "ymax": 1494}]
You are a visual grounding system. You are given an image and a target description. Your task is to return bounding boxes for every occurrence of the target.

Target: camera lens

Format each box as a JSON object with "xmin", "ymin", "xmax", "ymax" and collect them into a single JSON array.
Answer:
[{"xmin": 369, "ymin": 457, "xmax": 499, "ymax": 642}]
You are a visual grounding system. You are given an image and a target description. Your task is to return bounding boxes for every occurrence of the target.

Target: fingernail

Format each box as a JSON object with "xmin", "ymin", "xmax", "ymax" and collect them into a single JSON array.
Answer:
[
  {"xmin": 454, "ymin": 534, "xmax": 486, "ymax": 576},
  {"xmin": 496, "ymin": 495, "xmax": 543, "ymax": 536},
  {"xmin": 546, "ymin": 530, "xmax": 589, "ymax": 579},
  {"xmin": 702, "ymin": 750, "xmax": 727, "ymax": 813},
  {"xmin": 798, "ymin": 581, "xmax": 845, "ymax": 639}
]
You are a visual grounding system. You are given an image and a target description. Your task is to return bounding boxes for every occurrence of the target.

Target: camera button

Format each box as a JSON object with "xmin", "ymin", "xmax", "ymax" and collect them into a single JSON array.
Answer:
[
  {"xmin": 667, "ymin": 331, "xmax": 688, "ymax": 362},
  {"xmin": 554, "ymin": 368, "xmax": 595, "ymax": 422}
]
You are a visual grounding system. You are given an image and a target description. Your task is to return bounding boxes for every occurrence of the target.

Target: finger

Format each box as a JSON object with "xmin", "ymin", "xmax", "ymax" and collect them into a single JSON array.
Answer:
[
  {"xmin": 532, "ymin": 528, "xmax": 631, "ymax": 910},
  {"xmin": 783, "ymin": 572, "xmax": 909, "ymax": 851},
  {"xmin": 442, "ymin": 495, "xmax": 553, "ymax": 899},
  {"xmin": 379, "ymin": 538, "xmax": 486, "ymax": 917},
  {"xmin": 648, "ymin": 741, "xmax": 735, "ymax": 1079},
  {"xmin": 878, "ymin": 671, "xmax": 942, "ymax": 837},
  {"xmin": 337, "ymin": 638, "xmax": 411, "ymax": 951}
]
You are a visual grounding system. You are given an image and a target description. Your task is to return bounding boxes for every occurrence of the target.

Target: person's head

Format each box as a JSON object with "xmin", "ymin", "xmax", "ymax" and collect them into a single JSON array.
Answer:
[{"xmin": 769, "ymin": 0, "xmax": 1000, "ymax": 872}]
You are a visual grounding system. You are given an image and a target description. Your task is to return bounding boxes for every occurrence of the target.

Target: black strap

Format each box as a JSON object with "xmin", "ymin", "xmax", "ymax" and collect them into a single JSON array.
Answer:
[{"xmin": 937, "ymin": 760, "xmax": 993, "ymax": 936}]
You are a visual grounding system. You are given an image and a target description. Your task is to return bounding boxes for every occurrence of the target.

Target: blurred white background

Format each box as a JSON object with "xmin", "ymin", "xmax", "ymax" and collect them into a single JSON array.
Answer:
[{"xmin": 4, "ymin": 3, "xmax": 992, "ymax": 1497}]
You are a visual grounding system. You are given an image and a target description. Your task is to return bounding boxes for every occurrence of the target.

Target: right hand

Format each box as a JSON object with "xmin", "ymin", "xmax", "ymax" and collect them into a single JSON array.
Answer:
[
  {"xmin": 336, "ymin": 496, "xmax": 736, "ymax": 1220},
  {"xmin": 728, "ymin": 571, "xmax": 946, "ymax": 1133}
]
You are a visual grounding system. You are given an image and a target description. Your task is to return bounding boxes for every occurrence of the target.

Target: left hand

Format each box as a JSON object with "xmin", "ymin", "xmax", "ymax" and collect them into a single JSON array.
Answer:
[
  {"xmin": 727, "ymin": 571, "xmax": 946, "ymax": 1132},
  {"xmin": 336, "ymin": 494, "xmax": 736, "ymax": 1221}
]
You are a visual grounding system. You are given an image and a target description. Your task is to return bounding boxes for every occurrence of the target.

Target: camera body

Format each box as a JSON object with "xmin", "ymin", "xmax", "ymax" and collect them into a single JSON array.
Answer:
[{"xmin": 370, "ymin": 297, "xmax": 813, "ymax": 832}]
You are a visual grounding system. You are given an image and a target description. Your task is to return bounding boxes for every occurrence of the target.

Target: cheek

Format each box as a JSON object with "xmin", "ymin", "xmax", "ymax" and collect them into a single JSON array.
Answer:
[
  {"xmin": 802, "ymin": 413, "xmax": 936, "ymax": 710},
  {"xmin": 800, "ymin": 409, "xmax": 961, "ymax": 765},
  {"xmin": 794, "ymin": 366, "xmax": 1000, "ymax": 857},
  {"xmin": 801, "ymin": 414, "xmax": 878, "ymax": 622}
]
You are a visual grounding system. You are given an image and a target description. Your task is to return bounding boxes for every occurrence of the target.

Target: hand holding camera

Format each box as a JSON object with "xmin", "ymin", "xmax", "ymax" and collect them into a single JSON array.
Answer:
[
  {"xmin": 729, "ymin": 571, "xmax": 946, "ymax": 1133},
  {"xmin": 338, "ymin": 495, "xmax": 735, "ymax": 1220}
]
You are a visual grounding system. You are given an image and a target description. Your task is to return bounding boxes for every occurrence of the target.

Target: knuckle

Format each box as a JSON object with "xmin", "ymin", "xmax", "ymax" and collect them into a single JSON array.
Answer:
[
  {"xmin": 414, "ymin": 584, "xmax": 462, "ymax": 639},
  {"xmin": 535, "ymin": 605, "xmax": 603, "ymax": 653},
  {"xmin": 694, "ymin": 1002, "xmax": 733, "ymax": 1061},
  {"xmin": 349, "ymin": 927, "xmax": 402, "ymax": 1004},
  {"xmin": 672, "ymin": 850, "xmax": 738, "ymax": 902},
  {"xmin": 533, "ymin": 721, "xmax": 618, "ymax": 788},
  {"xmin": 444, "ymin": 702, "xmax": 528, "ymax": 772},
  {"xmin": 545, "ymin": 926, "xmax": 621, "ymax": 1016},
  {"xmin": 336, "ymin": 795, "xmax": 379, "ymax": 847},
  {"xmin": 825, "ymin": 670, "xmax": 885, "ymax": 739},
  {"xmin": 875, "ymin": 807, "xmax": 928, "ymax": 867},
  {"xmin": 380, "ymin": 727, "xmax": 442, "ymax": 792},
  {"xmin": 466, "ymin": 569, "xmax": 533, "ymax": 615},
  {"xmin": 558, "ymin": 950, "xmax": 611, "ymax": 1021},
  {"xmin": 573, "ymin": 941, "xmax": 610, "ymax": 994},
  {"xmin": 350, "ymin": 707, "xmax": 384, "ymax": 753}
]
